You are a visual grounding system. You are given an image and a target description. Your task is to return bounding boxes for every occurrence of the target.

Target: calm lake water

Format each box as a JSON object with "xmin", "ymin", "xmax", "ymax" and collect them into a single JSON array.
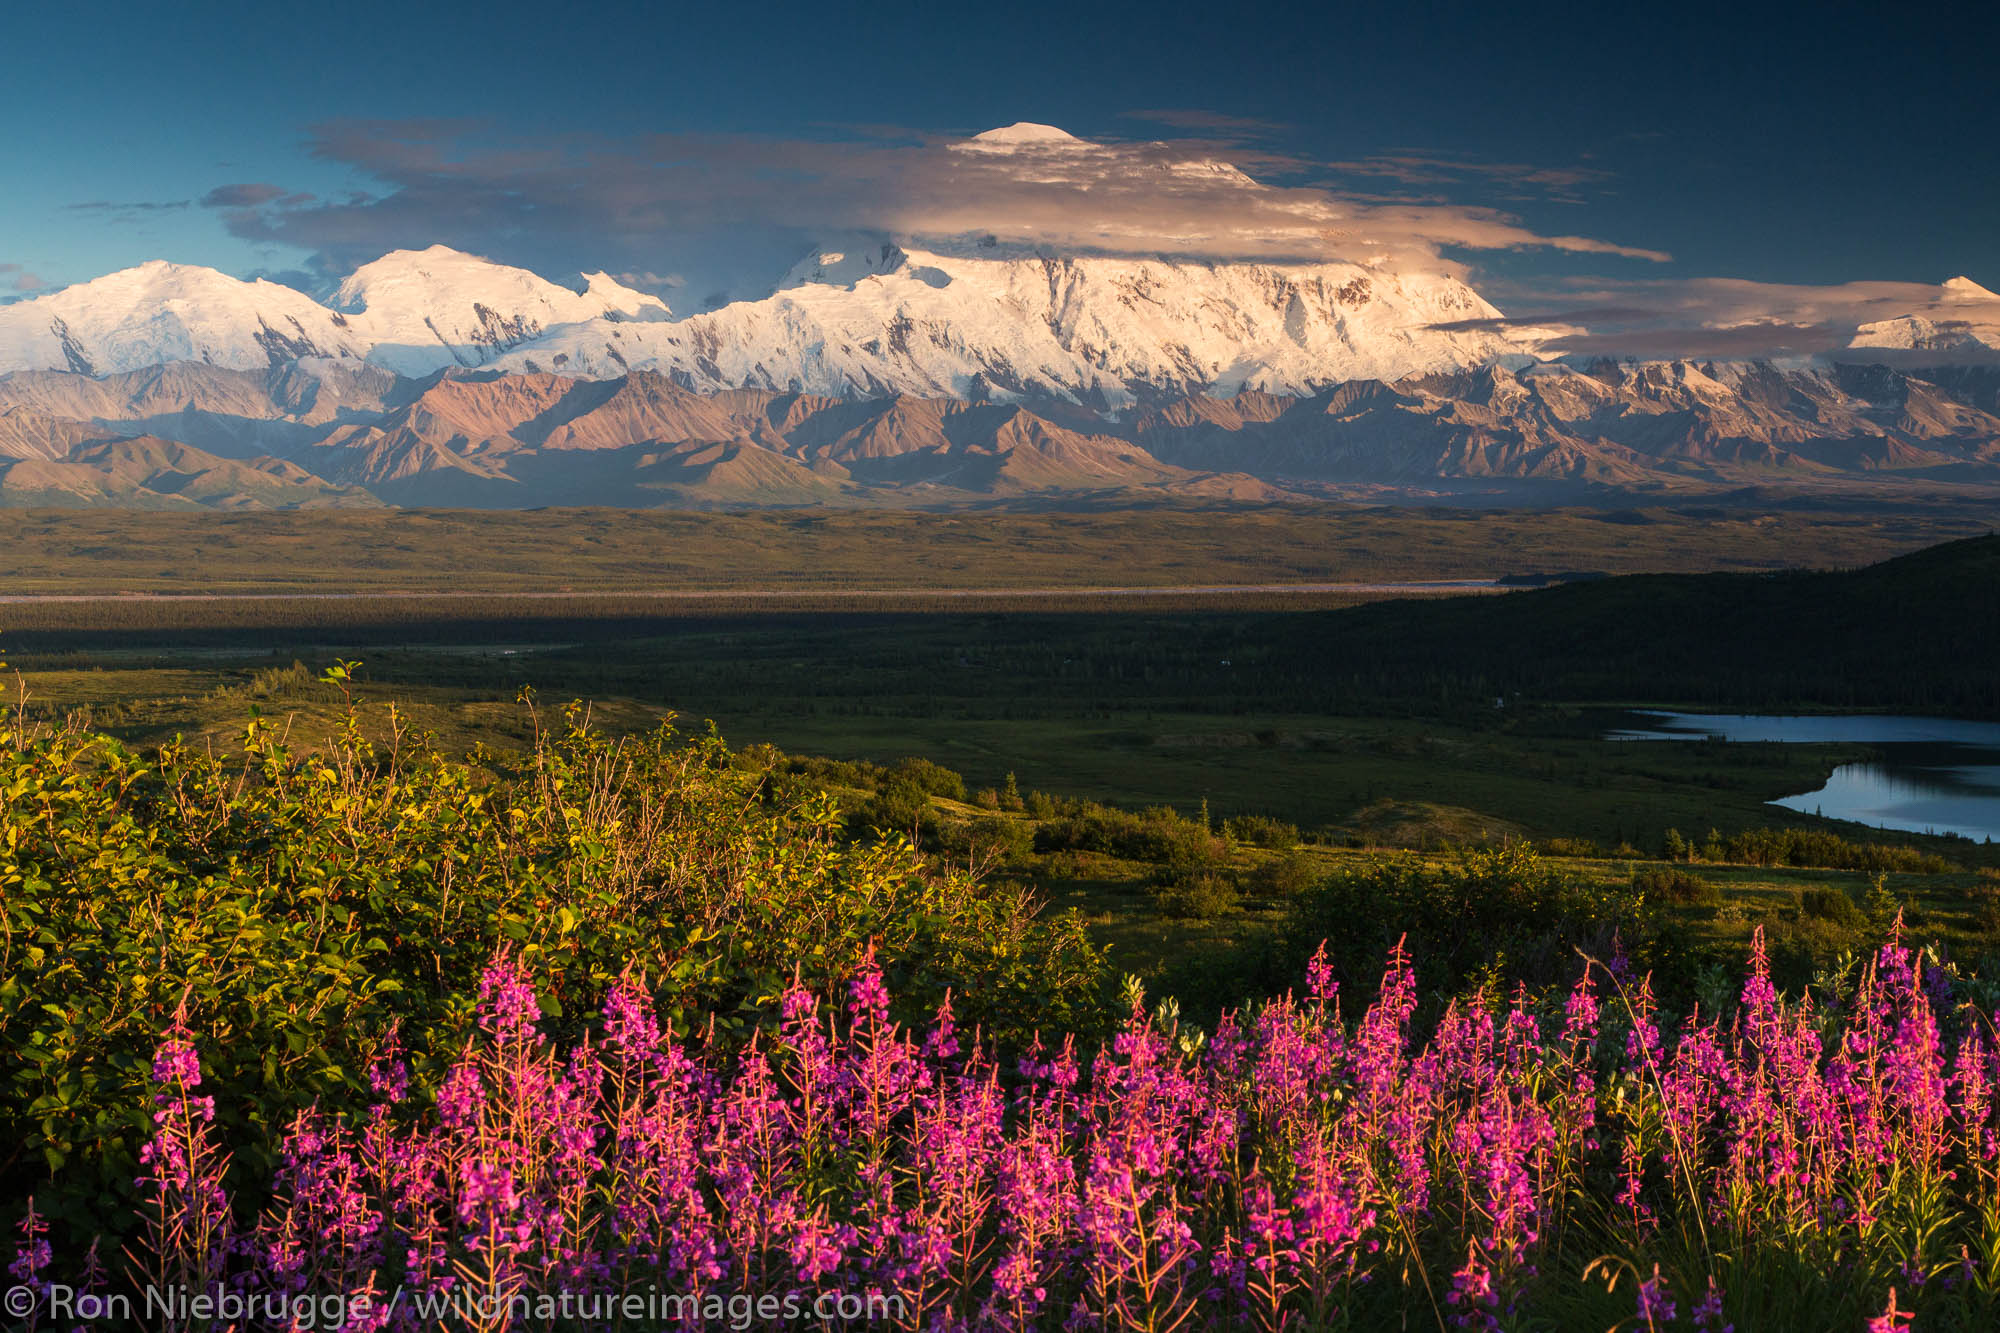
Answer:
[{"xmin": 1608, "ymin": 712, "xmax": 2000, "ymax": 843}]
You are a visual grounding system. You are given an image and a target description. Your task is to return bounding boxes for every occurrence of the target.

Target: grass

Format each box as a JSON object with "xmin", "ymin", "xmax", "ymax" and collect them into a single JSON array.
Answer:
[{"xmin": 3, "ymin": 500, "xmax": 1997, "ymax": 595}]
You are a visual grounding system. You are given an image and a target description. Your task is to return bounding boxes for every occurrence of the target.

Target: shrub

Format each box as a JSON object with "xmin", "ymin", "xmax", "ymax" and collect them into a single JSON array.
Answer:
[
  {"xmin": 1244, "ymin": 851, "xmax": 1323, "ymax": 902},
  {"xmin": 1541, "ymin": 836, "xmax": 1600, "ymax": 858},
  {"xmin": 891, "ymin": 756, "xmax": 967, "ymax": 803},
  {"xmin": 1224, "ymin": 813, "xmax": 1299, "ymax": 848},
  {"xmin": 1799, "ymin": 885, "xmax": 1868, "ymax": 930},
  {"xmin": 937, "ymin": 814, "xmax": 1033, "ymax": 862},
  {"xmin": 784, "ymin": 753, "xmax": 886, "ymax": 790},
  {"xmin": 1152, "ymin": 869, "xmax": 1240, "ymax": 919},
  {"xmin": 0, "ymin": 703, "xmax": 1110, "ymax": 1238},
  {"xmin": 1033, "ymin": 801, "xmax": 1227, "ymax": 868},
  {"xmin": 1024, "ymin": 789, "xmax": 1062, "ymax": 819},
  {"xmin": 1718, "ymin": 826, "xmax": 1954, "ymax": 874},
  {"xmin": 1634, "ymin": 866, "xmax": 1723, "ymax": 909},
  {"xmin": 851, "ymin": 776, "xmax": 940, "ymax": 840},
  {"xmin": 1276, "ymin": 843, "xmax": 1656, "ymax": 998}
]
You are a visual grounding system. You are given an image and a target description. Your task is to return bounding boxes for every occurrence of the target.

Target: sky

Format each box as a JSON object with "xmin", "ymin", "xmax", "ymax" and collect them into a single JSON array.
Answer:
[{"xmin": 3, "ymin": 0, "xmax": 1996, "ymax": 355}]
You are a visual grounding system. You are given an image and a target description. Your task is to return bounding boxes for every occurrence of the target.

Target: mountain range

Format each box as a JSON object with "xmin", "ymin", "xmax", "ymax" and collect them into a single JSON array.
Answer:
[
  {"xmin": 3, "ymin": 185, "xmax": 1999, "ymax": 508},
  {"xmin": 5, "ymin": 355, "xmax": 1999, "ymax": 509}
]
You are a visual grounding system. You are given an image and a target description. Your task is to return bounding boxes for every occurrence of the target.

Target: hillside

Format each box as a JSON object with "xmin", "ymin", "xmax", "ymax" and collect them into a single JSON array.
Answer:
[{"xmin": 1283, "ymin": 533, "xmax": 2000, "ymax": 715}]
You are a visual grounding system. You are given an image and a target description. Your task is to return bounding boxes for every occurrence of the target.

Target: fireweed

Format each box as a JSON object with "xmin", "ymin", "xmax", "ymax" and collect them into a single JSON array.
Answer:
[{"xmin": 8, "ymin": 926, "xmax": 1999, "ymax": 1332}]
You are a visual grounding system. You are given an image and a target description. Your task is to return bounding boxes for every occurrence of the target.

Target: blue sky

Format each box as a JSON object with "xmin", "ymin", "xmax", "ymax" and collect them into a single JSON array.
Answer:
[{"xmin": 4, "ymin": 0, "xmax": 1995, "ymax": 330}]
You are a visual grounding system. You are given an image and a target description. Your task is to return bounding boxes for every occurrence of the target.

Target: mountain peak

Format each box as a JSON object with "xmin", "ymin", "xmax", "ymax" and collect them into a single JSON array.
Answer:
[
  {"xmin": 959, "ymin": 123, "xmax": 1086, "ymax": 152},
  {"xmin": 777, "ymin": 242, "xmax": 915, "ymax": 291},
  {"xmin": 581, "ymin": 272, "xmax": 672, "ymax": 320},
  {"xmin": 1944, "ymin": 276, "xmax": 1998, "ymax": 302},
  {"xmin": 335, "ymin": 247, "xmax": 519, "ymax": 310}
]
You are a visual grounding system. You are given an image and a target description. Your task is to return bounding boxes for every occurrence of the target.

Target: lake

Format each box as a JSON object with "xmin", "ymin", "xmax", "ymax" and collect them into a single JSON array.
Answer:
[{"xmin": 1608, "ymin": 712, "xmax": 2000, "ymax": 843}]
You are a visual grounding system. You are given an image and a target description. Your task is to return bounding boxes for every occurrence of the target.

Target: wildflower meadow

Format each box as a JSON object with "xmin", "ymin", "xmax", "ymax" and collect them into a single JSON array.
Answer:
[{"xmin": 9, "ymin": 924, "xmax": 1997, "ymax": 1332}]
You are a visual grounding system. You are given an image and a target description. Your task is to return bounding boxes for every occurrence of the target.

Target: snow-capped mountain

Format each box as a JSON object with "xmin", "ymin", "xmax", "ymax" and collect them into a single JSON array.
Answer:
[
  {"xmin": 1848, "ymin": 277, "xmax": 2000, "ymax": 358},
  {"xmin": 0, "ymin": 247, "xmax": 668, "ymax": 380},
  {"xmin": 488, "ymin": 242, "xmax": 1524, "ymax": 405},
  {"xmin": 0, "ymin": 234, "xmax": 1526, "ymax": 402},
  {"xmin": 0, "ymin": 261, "xmax": 367, "ymax": 377},
  {"xmin": 331, "ymin": 246, "xmax": 670, "ymax": 375}
]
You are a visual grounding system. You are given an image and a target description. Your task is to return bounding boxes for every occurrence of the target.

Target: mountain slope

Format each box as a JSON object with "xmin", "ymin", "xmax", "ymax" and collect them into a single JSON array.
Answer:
[
  {"xmin": 0, "ymin": 434, "xmax": 378, "ymax": 509},
  {"xmin": 1276, "ymin": 535, "xmax": 2000, "ymax": 716},
  {"xmin": 5, "ymin": 359, "xmax": 2000, "ymax": 508},
  {"xmin": 0, "ymin": 406, "xmax": 116, "ymax": 462},
  {"xmin": 1131, "ymin": 360, "xmax": 2000, "ymax": 485}
]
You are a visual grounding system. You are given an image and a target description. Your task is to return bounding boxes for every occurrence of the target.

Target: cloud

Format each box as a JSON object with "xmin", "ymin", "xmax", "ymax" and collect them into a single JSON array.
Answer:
[
  {"xmin": 1321, "ymin": 153, "xmax": 1613, "ymax": 204},
  {"xmin": 66, "ymin": 199, "xmax": 192, "ymax": 222},
  {"xmin": 1435, "ymin": 276, "xmax": 2000, "ymax": 362},
  {"xmin": 0, "ymin": 263, "xmax": 48, "ymax": 294},
  {"xmin": 209, "ymin": 118, "xmax": 1672, "ymax": 299},
  {"xmin": 615, "ymin": 270, "xmax": 685, "ymax": 291},
  {"xmin": 200, "ymin": 182, "xmax": 314, "ymax": 208},
  {"xmin": 1119, "ymin": 109, "xmax": 1293, "ymax": 136}
]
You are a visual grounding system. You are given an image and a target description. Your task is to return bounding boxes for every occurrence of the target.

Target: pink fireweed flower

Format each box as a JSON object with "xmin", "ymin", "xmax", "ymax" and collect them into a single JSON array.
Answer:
[
  {"xmin": 1866, "ymin": 1287, "xmax": 1912, "ymax": 1332},
  {"xmin": 847, "ymin": 946, "xmax": 892, "ymax": 1030},
  {"xmin": 1740, "ymin": 926, "xmax": 1780, "ymax": 1046},
  {"xmin": 1560, "ymin": 971, "xmax": 1601, "ymax": 1051},
  {"xmin": 1636, "ymin": 1263, "xmax": 1677, "ymax": 1327},
  {"xmin": 1691, "ymin": 1275, "xmax": 1732, "ymax": 1332},
  {"xmin": 1305, "ymin": 941, "xmax": 1337, "ymax": 1003},
  {"xmin": 434, "ymin": 1055, "xmax": 486, "ymax": 1131},
  {"xmin": 1953, "ymin": 1027, "xmax": 1995, "ymax": 1160},
  {"xmin": 366, "ymin": 1022, "xmax": 410, "ymax": 1103},
  {"xmin": 7, "ymin": 1199, "xmax": 49, "ymax": 1291},
  {"xmin": 603, "ymin": 972, "xmax": 666, "ymax": 1061},
  {"xmin": 1446, "ymin": 1246, "xmax": 1499, "ymax": 1332},
  {"xmin": 152, "ymin": 1034, "xmax": 203, "ymax": 1096},
  {"xmin": 475, "ymin": 946, "xmax": 545, "ymax": 1044}
]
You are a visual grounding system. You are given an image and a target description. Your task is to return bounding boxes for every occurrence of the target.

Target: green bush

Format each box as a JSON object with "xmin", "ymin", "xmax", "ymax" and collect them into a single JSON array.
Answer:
[
  {"xmin": 1244, "ymin": 851, "xmax": 1323, "ymax": 902},
  {"xmin": 936, "ymin": 814, "xmax": 1033, "ymax": 861},
  {"xmin": 891, "ymin": 756, "xmax": 967, "ymax": 803},
  {"xmin": 1634, "ymin": 866, "xmax": 1723, "ymax": 909},
  {"xmin": 851, "ymin": 776, "xmax": 940, "ymax": 840},
  {"xmin": 1972, "ymin": 885, "xmax": 2000, "ymax": 941},
  {"xmin": 1717, "ymin": 827, "xmax": 1954, "ymax": 874},
  {"xmin": 1799, "ymin": 885, "xmax": 1868, "ymax": 930},
  {"xmin": 1224, "ymin": 814, "xmax": 1299, "ymax": 848},
  {"xmin": 1034, "ymin": 800, "xmax": 1228, "ymax": 868},
  {"xmin": 783, "ymin": 753, "xmax": 887, "ymax": 790},
  {"xmin": 0, "ymin": 702, "xmax": 1110, "ymax": 1238},
  {"xmin": 1274, "ymin": 843, "xmax": 1659, "ymax": 998},
  {"xmin": 1153, "ymin": 870, "xmax": 1240, "ymax": 920}
]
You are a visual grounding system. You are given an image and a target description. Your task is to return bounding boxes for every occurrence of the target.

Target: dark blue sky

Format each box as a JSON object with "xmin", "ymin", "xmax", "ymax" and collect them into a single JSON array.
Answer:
[{"xmin": 4, "ymin": 0, "xmax": 1995, "ymax": 310}]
